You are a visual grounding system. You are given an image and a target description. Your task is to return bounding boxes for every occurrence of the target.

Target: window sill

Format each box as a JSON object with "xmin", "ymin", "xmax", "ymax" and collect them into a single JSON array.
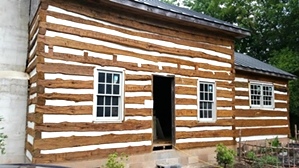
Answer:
[
  {"xmin": 92, "ymin": 120, "xmax": 123, "ymax": 123},
  {"xmin": 198, "ymin": 119, "xmax": 217, "ymax": 123},
  {"xmin": 250, "ymin": 106, "xmax": 275, "ymax": 110}
]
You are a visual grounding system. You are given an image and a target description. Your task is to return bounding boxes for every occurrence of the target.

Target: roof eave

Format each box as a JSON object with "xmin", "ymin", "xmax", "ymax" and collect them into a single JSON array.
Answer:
[
  {"xmin": 236, "ymin": 66, "xmax": 297, "ymax": 80},
  {"xmin": 108, "ymin": 0, "xmax": 251, "ymax": 38}
]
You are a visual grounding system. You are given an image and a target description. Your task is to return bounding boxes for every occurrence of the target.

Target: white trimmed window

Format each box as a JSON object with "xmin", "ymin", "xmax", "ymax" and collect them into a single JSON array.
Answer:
[
  {"xmin": 250, "ymin": 82, "xmax": 274, "ymax": 108},
  {"xmin": 93, "ymin": 68, "xmax": 124, "ymax": 122},
  {"xmin": 198, "ymin": 81, "xmax": 216, "ymax": 122}
]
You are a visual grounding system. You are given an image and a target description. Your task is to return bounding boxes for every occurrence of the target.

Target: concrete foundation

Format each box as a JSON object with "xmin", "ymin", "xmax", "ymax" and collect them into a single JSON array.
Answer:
[{"xmin": 0, "ymin": 0, "xmax": 29, "ymax": 163}]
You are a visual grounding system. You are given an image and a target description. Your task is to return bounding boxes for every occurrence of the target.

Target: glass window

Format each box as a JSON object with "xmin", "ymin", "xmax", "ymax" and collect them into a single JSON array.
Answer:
[
  {"xmin": 250, "ymin": 83, "xmax": 274, "ymax": 108},
  {"xmin": 198, "ymin": 81, "xmax": 216, "ymax": 121},
  {"xmin": 93, "ymin": 68, "xmax": 123, "ymax": 121}
]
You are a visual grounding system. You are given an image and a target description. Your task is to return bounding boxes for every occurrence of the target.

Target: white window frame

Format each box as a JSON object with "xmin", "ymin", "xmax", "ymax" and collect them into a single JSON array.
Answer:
[
  {"xmin": 249, "ymin": 81, "xmax": 274, "ymax": 109},
  {"xmin": 197, "ymin": 79, "xmax": 217, "ymax": 122},
  {"xmin": 93, "ymin": 67, "xmax": 125, "ymax": 122}
]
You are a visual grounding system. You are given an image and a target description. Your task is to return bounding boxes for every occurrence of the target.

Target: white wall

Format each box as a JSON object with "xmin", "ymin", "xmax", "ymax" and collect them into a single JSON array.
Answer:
[{"xmin": 0, "ymin": 0, "xmax": 30, "ymax": 163}]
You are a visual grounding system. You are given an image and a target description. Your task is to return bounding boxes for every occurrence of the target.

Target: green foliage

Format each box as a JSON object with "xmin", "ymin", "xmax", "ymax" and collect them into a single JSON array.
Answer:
[
  {"xmin": 215, "ymin": 143, "xmax": 236, "ymax": 168},
  {"xmin": 103, "ymin": 152, "xmax": 128, "ymax": 168},
  {"xmin": 246, "ymin": 151, "xmax": 257, "ymax": 160},
  {"xmin": 269, "ymin": 136, "xmax": 281, "ymax": 147},
  {"xmin": 0, "ymin": 116, "xmax": 8, "ymax": 155},
  {"xmin": 252, "ymin": 155, "xmax": 280, "ymax": 168}
]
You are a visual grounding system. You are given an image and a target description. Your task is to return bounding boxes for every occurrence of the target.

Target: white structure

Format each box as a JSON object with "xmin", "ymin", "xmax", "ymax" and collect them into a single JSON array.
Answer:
[{"xmin": 0, "ymin": 0, "xmax": 30, "ymax": 163}]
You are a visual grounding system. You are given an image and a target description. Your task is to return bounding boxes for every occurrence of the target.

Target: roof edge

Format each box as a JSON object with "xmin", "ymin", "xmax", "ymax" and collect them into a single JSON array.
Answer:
[
  {"xmin": 108, "ymin": 0, "xmax": 251, "ymax": 38},
  {"xmin": 235, "ymin": 65, "xmax": 297, "ymax": 80}
]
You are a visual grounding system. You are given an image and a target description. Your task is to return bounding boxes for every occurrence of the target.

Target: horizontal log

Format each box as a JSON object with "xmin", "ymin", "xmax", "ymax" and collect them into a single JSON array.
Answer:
[
  {"xmin": 35, "ymin": 119, "xmax": 151, "ymax": 132},
  {"xmin": 235, "ymin": 82, "xmax": 248, "ymax": 88},
  {"xmin": 125, "ymin": 96, "xmax": 152, "ymax": 104},
  {"xmin": 39, "ymin": 79, "xmax": 93, "ymax": 89},
  {"xmin": 176, "ymin": 86, "xmax": 196, "ymax": 95},
  {"xmin": 176, "ymin": 119, "xmax": 233, "ymax": 127},
  {"xmin": 35, "ymin": 105, "xmax": 92, "ymax": 115},
  {"xmin": 125, "ymin": 85, "xmax": 151, "ymax": 92},
  {"xmin": 176, "ymin": 129, "xmax": 235, "ymax": 139},
  {"xmin": 26, "ymin": 128, "xmax": 37, "ymax": 139},
  {"xmin": 275, "ymin": 93, "xmax": 288, "ymax": 101},
  {"xmin": 235, "ymin": 99, "xmax": 249, "ymax": 106},
  {"xmin": 235, "ymin": 91, "xmax": 249, "ymax": 97},
  {"xmin": 175, "ymin": 77, "xmax": 197, "ymax": 86},
  {"xmin": 216, "ymin": 81, "xmax": 234, "ymax": 88},
  {"xmin": 34, "ymin": 133, "xmax": 151, "ymax": 150},
  {"xmin": 234, "ymin": 110, "xmax": 288, "ymax": 117},
  {"xmin": 217, "ymin": 90, "xmax": 234, "ymax": 98},
  {"xmin": 275, "ymin": 102, "xmax": 288, "ymax": 109},
  {"xmin": 235, "ymin": 119, "xmax": 289, "ymax": 127},
  {"xmin": 37, "ymin": 63, "xmax": 94, "ymax": 76},
  {"xmin": 125, "ymin": 74, "xmax": 151, "ymax": 81},
  {"xmin": 33, "ymin": 145, "xmax": 151, "ymax": 163},
  {"xmin": 274, "ymin": 84, "xmax": 287, "ymax": 92},
  {"xmin": 163, "ymin": 66, "xmax": 233, "ymax": 80},
  {"xmin": 175, "ymin": 110, "xmax": 233, "ymax": 117},
  {"xmin": 40, "ymin": 93, "xmax": 92, "ymax": 101},
  {"xmin": 237, "ymin": 127, "xmax": 289, "ymax": 137},
  {"xmin": 175, "ymin": 140, "xmax": 235, "ymax": 150},
  {"xmin": 125, "ymin": 108, "xmax": 152, "ymax": 116},
  {"xmin": 176, "ymin": 109, "xmax": 197, "ymax": 117},
  {"xmin": 217, "ymin": 100, "xmax": 233, "ymax": 107}
]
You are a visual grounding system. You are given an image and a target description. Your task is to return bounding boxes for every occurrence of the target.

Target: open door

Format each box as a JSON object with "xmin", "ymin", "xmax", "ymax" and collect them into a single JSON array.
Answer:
[{"xmin": 152, "ymin": 75, "xmax": 175, "ymax": 150}]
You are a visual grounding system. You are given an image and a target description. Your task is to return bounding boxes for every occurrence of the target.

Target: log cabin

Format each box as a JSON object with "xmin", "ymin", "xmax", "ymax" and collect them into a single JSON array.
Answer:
[{"xmin": 22, "ymin": 0, "xmax": 296, "ymax": 166}]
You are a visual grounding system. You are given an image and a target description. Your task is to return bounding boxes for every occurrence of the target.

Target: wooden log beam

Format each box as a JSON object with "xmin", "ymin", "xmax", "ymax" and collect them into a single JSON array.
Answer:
[
  {"xmin": 33, "ymin": 145, "xmax": 151, "ymax": 163},
  {"xmin": 125, "ymin": 108, "xmax": 152, "ymax": 116},
  {"xmin": 176, "ymin": 119, "xmax": 233, "ymax": 127},
  {"xmin": 34, "ymin": 133, "xmax": 151, "ymax": 150},
  {"xmin": 237, "ymin": 127, "xmax": 289, "ymax": 137},
  {"xmin": 235, "ymin": 119, "xmax": 289, "ymax": 127},
  {"xmin": 234, "ymin": 110, "xmax": 288, "ymax": 117},
  {"xmin": 35, "ymin": 119, "xmax": 151, "ymax": 132},
  {"xmin": 175, "ymin": 140, "xmax": 235, "ymax": 150},
  {"xmin": 35, "ymin": 105, "xmax": 92, "ymax": 115},
  {"xmin": 176, "ymin": 130, "xmax": 235, "ymax": 139}
]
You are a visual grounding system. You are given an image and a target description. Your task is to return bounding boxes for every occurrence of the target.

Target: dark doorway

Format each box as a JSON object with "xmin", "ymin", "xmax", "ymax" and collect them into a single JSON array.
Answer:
[{"xmin": 153, "ymin": 75, "xmax": 175, "ymax": 150}]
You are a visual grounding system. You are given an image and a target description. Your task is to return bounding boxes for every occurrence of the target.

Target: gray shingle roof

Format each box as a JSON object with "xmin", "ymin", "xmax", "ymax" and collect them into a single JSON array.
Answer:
[
  {"xmin": 235, "ymin": 52, "xmax": 296, "ymax": 80},
  {"xmin": 109, "ymin": 0, "xmax": 250, "ymax": 38}
]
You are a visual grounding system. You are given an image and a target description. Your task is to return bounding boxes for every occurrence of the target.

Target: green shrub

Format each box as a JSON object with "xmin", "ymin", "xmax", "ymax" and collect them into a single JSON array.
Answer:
[
  {"xmin": 253, "ymin": 155, "xmax": 280, "ymax": 167},
  {"xmin": 246, "ymin": 151, "xmax": 257, "ymax": 160},
  {"xmin": 0, "ymin": 116, "xmax": 8, "ymax": 155},
  {"xmin": 215, "ymin": 143, "xmax": 236, "ymax": 168},
  {"xmin": 269, "ymin": 136, "xmax": 281, "ymax": 147},
  {"xmin": 103, "ymin": 152, "xmax": 128, "ymax": 168}
]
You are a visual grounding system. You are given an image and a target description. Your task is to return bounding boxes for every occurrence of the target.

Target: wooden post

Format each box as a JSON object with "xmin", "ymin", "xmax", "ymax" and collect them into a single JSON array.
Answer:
[
  {"xmin": 238, "ymin": 129, "xmax": 241, "ymax": 162},
  {"xmin": 287, "ymin": 143, "xmax": 290, "ymax": 168},
  {"xmin": 292, "ymin": 145, "xmax": 295, "ymax": 168}
]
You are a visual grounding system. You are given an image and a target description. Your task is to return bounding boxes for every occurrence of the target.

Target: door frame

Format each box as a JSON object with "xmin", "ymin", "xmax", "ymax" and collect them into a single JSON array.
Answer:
[{"xmin": 152, "ymin": 74, "xmax": 176, "ymax": 146}]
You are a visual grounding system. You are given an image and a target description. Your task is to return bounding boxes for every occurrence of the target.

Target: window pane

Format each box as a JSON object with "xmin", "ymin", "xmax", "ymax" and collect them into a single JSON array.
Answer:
[
  {"xmin": 208, "ymin": 110, "xmax": 212, "ymax": 118},
  {"xmin": 204, "ymin": 84, "xmax": 208, "ymax": 92},
  {"xmin": 200, "ymin": 110, "xmax": 203, "ymax": 118},
  {"xmin": 200, "ymin": 93, "xmax": 204, "ymax": 100},
  {"xmin": 200, "ymin": 84, "xmax": 203, "ymax": 91},
  {"xmin": 112, "ymin": 107, "xmax": 118, "ymax": 117},
  {"xmin": 208, "ymin": 102, "xmax": 212, "ymax": 109},
  {"xmin": 106, "ymin": 84, "xmax": 112, "ymax": 94},
  {"xmin": 112, "ymin": 97, "xmax": 118, "ymax": 105},
  {"xmin": 113, "ymin": 85, "xmax": 120, "ymax": 94},
  {"xmin": 203, "ymin": 110, "xmax": 207, "ymax": 118},
  {"xmin": 105, "ymin": 96, "xmax": 111, "ymax": 105},
  {"xmin": 97, "ymin": 96, "xmax": 104, "ymax": 105},
  {"xmin": 113, "ymin": 74, "xmax": 120, "ymax": 84},
  {"xmin": 209, "ymin": 93, "xmax": 213, "ymax": 101},
  {"xmin": 97, "ymin": 107, "xmax": 103, "ymax": 117},
  {"xmin": 98, "ymin": 84, "xmax": 105, "ymax": 94},
  {"xmin": 204, "ymin": 93, "xmax": 208, "ymax": 100},
  {"xmin": 208, "ymin": 84, "xmax": 213, "ymax": 92},
  {"xmin": 98, "ymin": 72, "xmax": 105, "ymax": 83},
  {"xmin": 105, "ymin": 107, "xmax": 111, "ymax": 117},
  {"xmin": 106, "ymin": 73, "xmax": 112, "ymax": 83}
]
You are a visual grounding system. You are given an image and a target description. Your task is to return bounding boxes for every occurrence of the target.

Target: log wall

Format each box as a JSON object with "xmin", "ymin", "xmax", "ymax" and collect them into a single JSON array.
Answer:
[
  {"xmin": 234, "ymin": 71, "xmax": 290, "ymax": 141},
  {"xmin": 25, "ymin": 0, "xmax": 236, "ymax": 163}
]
